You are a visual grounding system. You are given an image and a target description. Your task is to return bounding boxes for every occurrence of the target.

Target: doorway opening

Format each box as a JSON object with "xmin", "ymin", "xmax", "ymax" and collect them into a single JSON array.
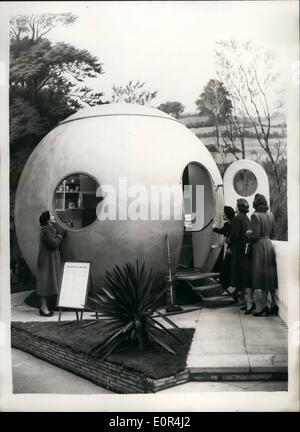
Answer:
[{"xmin": 179, "ymin": 162, "xmax": 214, "ymax": 271}]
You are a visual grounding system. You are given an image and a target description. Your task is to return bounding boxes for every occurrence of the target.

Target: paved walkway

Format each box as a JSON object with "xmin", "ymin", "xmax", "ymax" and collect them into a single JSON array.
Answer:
[
  {"xmin": 10, "ymin": 291, "xmax": 288, "ymax": 393},
  {"xmin": 12, "ymin": 348, "xmax": 113, "ymax": 394},
  {"xmin": 187, "ymin": 305, "xmax": 288, "ymax": 376}
]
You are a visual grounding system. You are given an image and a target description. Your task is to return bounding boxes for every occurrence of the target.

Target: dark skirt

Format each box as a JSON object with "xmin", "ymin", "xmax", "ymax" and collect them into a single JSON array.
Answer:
[
  {"xmin": 213, "ymin": 246, "xmax": 232, "ymax": 289},
  {"xmin": 220, "ymin": 251, "xmax": 232, "ymax": 288},
  {"xmin": 230, "ymin": 245, "xmax": 252, "ymax": 289}
]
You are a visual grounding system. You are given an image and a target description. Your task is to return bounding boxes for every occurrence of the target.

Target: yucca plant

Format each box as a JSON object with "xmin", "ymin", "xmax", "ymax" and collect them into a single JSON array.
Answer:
[{"xmin": 83, "ymin": 261, "xmax": 198, "ymax": 360}]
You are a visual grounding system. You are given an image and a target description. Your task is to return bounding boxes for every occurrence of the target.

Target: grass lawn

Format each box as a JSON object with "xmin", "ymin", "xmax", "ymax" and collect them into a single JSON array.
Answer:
[{"xmin": 12, "ymin": 321, "xmax": 194, "ymax": 379}]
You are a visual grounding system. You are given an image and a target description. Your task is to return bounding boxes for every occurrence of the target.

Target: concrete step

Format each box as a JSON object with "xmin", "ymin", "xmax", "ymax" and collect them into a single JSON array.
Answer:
[
  {"xmin": 189, "ymin": 371, "xmax": 288, "ymax": 382},
  {"xmin": 189, "ymin": 352, "xmax": 288, "ymax": 381}
]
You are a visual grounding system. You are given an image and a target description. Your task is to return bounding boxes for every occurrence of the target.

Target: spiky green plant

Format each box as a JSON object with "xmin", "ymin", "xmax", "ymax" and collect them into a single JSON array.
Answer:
[{"xmin": 83, "ymin": 261, "xmax": 198, "ymax": 360}]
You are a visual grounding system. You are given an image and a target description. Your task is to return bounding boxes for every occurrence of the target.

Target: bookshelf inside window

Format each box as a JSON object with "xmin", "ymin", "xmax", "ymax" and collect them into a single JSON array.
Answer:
[{"xmin": 53, "ymin": 174, "xmax": 102, "ymax": 229}]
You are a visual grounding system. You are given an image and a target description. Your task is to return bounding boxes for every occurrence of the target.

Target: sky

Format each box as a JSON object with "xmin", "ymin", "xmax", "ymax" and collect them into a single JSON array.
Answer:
[{"xmin": 2, "ymin": 1, "xmax": 299, "ymax": 112}]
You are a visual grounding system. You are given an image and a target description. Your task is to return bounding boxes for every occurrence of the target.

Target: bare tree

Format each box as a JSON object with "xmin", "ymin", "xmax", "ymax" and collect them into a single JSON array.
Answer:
[
  {"xmin": 220, "ymin": 98, "xmax": 248, "ymax": 159},
  {"xmin": 215, "ymin": 40, "xmax": 285, "ymax": 189}
]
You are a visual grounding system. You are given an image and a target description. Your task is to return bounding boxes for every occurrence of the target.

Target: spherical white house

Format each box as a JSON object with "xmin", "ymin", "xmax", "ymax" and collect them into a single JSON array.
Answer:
[{"xmin": 15, "ymin": 104, "xmax": 224, "ymax": 287}]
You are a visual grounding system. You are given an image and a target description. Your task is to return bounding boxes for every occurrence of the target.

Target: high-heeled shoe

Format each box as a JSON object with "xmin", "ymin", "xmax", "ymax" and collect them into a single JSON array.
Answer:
[
  {"xmin": 39, "ymin": 309, "xmax": 53, "ymax": 317},
  {"xmin": 269, "ymin": 305, "xmax": 279, "ymax": 316},
  {"xmin": 253, "ymin": 306, "xmax": 269, "ymax": 317},
  {"xmin": 245, "ymin": 303, "xmax": 256, "ymax": 314}
]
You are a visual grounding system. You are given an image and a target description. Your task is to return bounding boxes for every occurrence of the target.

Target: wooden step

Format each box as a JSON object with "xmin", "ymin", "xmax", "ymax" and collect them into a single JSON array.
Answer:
[
  {"xmin": 176, "ymin": 272, "xmax": 220, "ymax": 281},
  {"xmin": 192, "ymin": 283, "xmax": 223, "ymax": 292},
  {"xmin": 192, "ymin": 284, "xmax": 226, "ymax": 299},
  {"xmin": 201, "ymin": 295, "xmax": 236, "ymax": 303}
]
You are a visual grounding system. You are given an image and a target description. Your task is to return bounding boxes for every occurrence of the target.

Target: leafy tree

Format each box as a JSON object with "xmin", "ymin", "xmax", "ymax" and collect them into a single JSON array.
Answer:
[
  {"xmin": 10, "ymin": 13, "xmax": 77, "ymax": 41},
  {"xmin": 111, "ymin": 80, "xmax": 157, "ymax": 105},
  {"xmin": 10, "ymin": 97, "xmax": 44, "ymax": 145},
  {"xmin": 10, "ymin": 13, "xmax": 106, "ymax": 157},
  {"xmin": 10, "ymin": 29, "xmax": 105, "ymax": 112},
  {"xmin": 10, "ymin": 13, "xmax": 106, "ymax": 285},
  {"xmin": 157, "ymin": 101, "xmax": 185, "ymax": 118},
  {"xmin": 195, "ymin": 79, "xmax": 232, "ymax": 148}
]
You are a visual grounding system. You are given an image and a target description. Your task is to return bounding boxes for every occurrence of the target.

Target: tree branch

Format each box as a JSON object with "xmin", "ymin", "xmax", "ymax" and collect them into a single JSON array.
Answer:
[
  {"xmin": 37, "ymin": 28, "xmax": 53, "ymax": 39},
  {"xmin": 10, "ymin": 27, "xmax": 18, "ymax": 39},
  {"xmin": 239, "ymin": 66, "xmax": 271, "ymax": 149},
  {"xmin": 29, "ymin": 15, "xmax": 36, "ymax": 40},
  {"xmin": 232, "ymin": 81, "xmax": 267, "ymax": 152}
]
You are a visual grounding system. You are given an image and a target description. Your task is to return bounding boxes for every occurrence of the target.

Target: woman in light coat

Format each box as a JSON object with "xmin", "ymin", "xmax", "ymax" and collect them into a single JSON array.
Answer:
[{"xmin": 247, "ymin": 194, "xmax": 278, "ymax": 316}]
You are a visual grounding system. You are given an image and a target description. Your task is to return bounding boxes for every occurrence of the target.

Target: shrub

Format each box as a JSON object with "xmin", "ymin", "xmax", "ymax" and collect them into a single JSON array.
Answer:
[
  {"xmin": 84, "ymin": 262, "xmax": 200, "ymax": 359},
  {"xmin": 185, "ymin": 118, "xmax": 215, "ymax": 128}
]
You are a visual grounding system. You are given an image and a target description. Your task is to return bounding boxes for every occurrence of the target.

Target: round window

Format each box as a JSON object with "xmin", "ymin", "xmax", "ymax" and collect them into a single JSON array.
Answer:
[
  {"xmin": 53, "ymin": 173, "xmax": 102, "ymax": 230},
  {"xmin": 233, "ymin": 169, "xmax": 258, "ymax": 197}
]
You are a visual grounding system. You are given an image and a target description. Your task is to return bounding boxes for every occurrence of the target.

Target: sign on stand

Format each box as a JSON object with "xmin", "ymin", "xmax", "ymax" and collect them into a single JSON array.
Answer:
[{"xmin": 57, "ymin": 261, "xmax": 92, "ymax": 322}]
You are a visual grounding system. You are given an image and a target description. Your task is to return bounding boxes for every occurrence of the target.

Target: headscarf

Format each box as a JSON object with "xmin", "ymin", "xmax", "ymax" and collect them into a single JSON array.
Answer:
[
  {"xmin": 39, "ymin": 211, "xmax": 50, "ymax": 226},
  {"xmin": 253, "ymin": 194, "xmax": 269, "ymax": 213},
  {"xmin": 237, "ymin": 198, "xmax": 249, "ymax": 213},
  {"xmin": 224, "ymin": 206, "xmax": 235, "ymax": 220}
]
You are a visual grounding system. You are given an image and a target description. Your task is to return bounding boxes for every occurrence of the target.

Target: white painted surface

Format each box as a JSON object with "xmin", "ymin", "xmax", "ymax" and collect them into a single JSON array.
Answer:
[
  {"xmin": 223, "ymin": 159, "xmax": 270, "ymax": 216},
  {"xmin": 59, "ymin": 103, "xmax": 177, "ymax": 124}
]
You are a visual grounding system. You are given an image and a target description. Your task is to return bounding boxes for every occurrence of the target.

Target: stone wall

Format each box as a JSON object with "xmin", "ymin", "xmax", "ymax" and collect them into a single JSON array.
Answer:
[{"xmin": 273, "ymin": 241, "xmax": 288, "ymax": 324}]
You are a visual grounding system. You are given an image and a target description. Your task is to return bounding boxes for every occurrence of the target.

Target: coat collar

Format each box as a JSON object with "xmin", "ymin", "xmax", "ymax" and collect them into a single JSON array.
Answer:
[{"xmin": 41, "ymin": 223, "xmax": 56, "ymax": 232}]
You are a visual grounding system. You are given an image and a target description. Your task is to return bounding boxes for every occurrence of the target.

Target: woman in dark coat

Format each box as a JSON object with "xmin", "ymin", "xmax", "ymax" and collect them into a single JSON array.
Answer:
[
  {"xmin": 229, "ymin": 198, "xmax": 254, "ymax": 312},
  {"xmin": 247, "ymin": 194, "xmax": 278, "ymax": 316},
  {"xmin": 212, "ymin": 206, "xmax": 235, "ymax": 289},
  {"xmin": 37, "ymin": 211, "xmax": 66, "ymax": 316}
]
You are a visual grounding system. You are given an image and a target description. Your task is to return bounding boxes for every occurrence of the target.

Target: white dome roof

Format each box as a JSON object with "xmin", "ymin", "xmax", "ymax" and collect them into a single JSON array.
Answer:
[{"xmin": 59, "ymin": 103, "xmax": 179, "ymax": 126}]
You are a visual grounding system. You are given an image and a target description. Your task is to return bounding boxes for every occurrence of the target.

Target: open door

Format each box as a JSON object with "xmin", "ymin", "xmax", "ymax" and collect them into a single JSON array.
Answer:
[
  {"xmin": 223, "ymin": 160, "xmax": 270, "ymax": 215},
  {"xmin": 179, "ymin": 162, "xmax": 214, "ymax": 270}
]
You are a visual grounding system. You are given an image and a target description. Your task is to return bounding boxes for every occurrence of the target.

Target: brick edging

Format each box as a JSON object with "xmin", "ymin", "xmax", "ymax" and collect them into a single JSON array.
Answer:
[{"xmin": 11, "ymin": 327, "xmax": 189, "ymax": 393}]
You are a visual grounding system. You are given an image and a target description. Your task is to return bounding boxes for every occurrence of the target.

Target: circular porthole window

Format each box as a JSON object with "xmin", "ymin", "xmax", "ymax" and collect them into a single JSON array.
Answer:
[
  {"xmin": 53, "ymin": 173, "xmax": 102, "ymax": 230},
  {"xmin": 233, "ymin": 169, "xmax": 258, "ymax": 197}
]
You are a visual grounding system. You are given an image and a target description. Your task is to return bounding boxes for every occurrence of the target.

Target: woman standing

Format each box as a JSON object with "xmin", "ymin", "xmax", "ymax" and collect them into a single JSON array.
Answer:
[
  {"xmin": 212, "ymin": 206, "xmax": 235, "ymax": 290},
  {"xmin": 247, "ymin": 194, "xmax": 278, "ymax": 316},
  {"xmin": 37, "ymin": 211, "xmax": 66, "ymax": 316},
  {"xmin": 229, "ymin": 198, "xmax": 254, "ymax": 313}
]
